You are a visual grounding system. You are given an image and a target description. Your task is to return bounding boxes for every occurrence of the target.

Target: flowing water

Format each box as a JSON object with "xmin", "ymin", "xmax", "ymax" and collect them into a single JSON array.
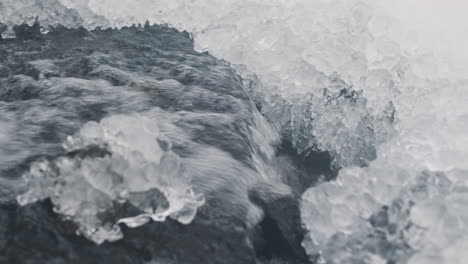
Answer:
[{"xmin": 1, "ymin": 0, "xmax": 468, "ymax": 263}]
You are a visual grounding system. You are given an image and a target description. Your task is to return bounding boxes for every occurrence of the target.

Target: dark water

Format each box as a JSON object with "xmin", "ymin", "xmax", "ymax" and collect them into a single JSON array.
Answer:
[{"xmin": 0, "ymin": 22, "xmax": 334, "ymax": 264}]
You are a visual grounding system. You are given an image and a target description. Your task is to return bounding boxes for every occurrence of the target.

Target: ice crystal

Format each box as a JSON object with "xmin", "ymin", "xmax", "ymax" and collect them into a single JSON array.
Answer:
[{"xmin": 18, "ymin": 114, "xmax": 204, "ymax": 244}]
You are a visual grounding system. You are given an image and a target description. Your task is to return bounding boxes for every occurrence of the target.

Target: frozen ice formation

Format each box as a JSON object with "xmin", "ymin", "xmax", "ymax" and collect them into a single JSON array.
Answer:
[
  {"xmin": 3, "ymin": 0, "xmax": 468, "ymax": 263},
  {"xmin": 17, "ymin": 113, "xmax": 205, "ymax": 244},
  {"xmin": 0, "ymin": 0, "xmax": 108, "ymax": 38},
  {"xmin": 302, "ymin": 167, "xmax": 468, "ymax": 264},
  {"xmin": 301, "ymin": 71, "xmax": 468, "ymax": 264}
]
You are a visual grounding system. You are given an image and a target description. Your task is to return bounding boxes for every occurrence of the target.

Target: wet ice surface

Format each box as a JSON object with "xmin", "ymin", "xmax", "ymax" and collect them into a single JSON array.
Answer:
[
  {"xmin": 18, "ymin": 113, "xmax": 205, "ymax": 243},
  {"xmin": 2, "ymin": 0, "xmax": 468, "ymax": 263}
]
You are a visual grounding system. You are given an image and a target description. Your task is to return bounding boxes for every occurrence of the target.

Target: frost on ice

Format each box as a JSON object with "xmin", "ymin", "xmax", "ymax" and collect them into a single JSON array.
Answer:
[{"xmin": 17, "ymin": 114, "xmax": 204, "ymax": 244}]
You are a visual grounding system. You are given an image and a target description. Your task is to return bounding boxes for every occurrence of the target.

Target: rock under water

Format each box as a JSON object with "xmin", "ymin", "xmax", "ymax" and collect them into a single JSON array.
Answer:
[{"xmin": 0, "ymin": 23, "xmax": 333, "ymax": 264}]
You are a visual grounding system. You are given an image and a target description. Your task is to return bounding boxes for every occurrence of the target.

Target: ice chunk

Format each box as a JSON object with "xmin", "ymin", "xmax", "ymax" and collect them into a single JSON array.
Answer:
[
  {"xmin": 18, "ymin": 113, "xmax": 204, "ymax": 244},
  {"xmin": 0, "ymin": 0, "xmax": 107, "ymax": 39},
  {"xmin": 301, "ymin": 71, "xmax": 468, "ymax": 263},
  {"xmin": 302, "ymin": 167, "xmax": 468, "ymax": 263}
]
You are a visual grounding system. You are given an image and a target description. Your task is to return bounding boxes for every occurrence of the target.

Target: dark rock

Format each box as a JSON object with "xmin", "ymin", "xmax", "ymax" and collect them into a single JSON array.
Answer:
[
  {"xmin": 248, "ymin": 183, "xmax": 308, "ymax": 262},
  {"xmin": 13, "ymin": 21, "xmax": 44, "ymax": 41},
  {"xmin": 0, "ymin": 200, "xmax": 256, "ymax": 264},
  {"xmin": 275, "ymin": 139, "xmax": 336, "ymax": 195}
]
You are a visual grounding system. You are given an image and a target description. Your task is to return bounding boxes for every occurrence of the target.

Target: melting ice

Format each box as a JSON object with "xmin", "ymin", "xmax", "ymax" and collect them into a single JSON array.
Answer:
[
  {"xmin": 18, "ymin": 113, "xmax": 205, "ymax": 243},
  {"xmin": 2, "ymin": 0, "xmax": 468, "ymax": 263}
]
